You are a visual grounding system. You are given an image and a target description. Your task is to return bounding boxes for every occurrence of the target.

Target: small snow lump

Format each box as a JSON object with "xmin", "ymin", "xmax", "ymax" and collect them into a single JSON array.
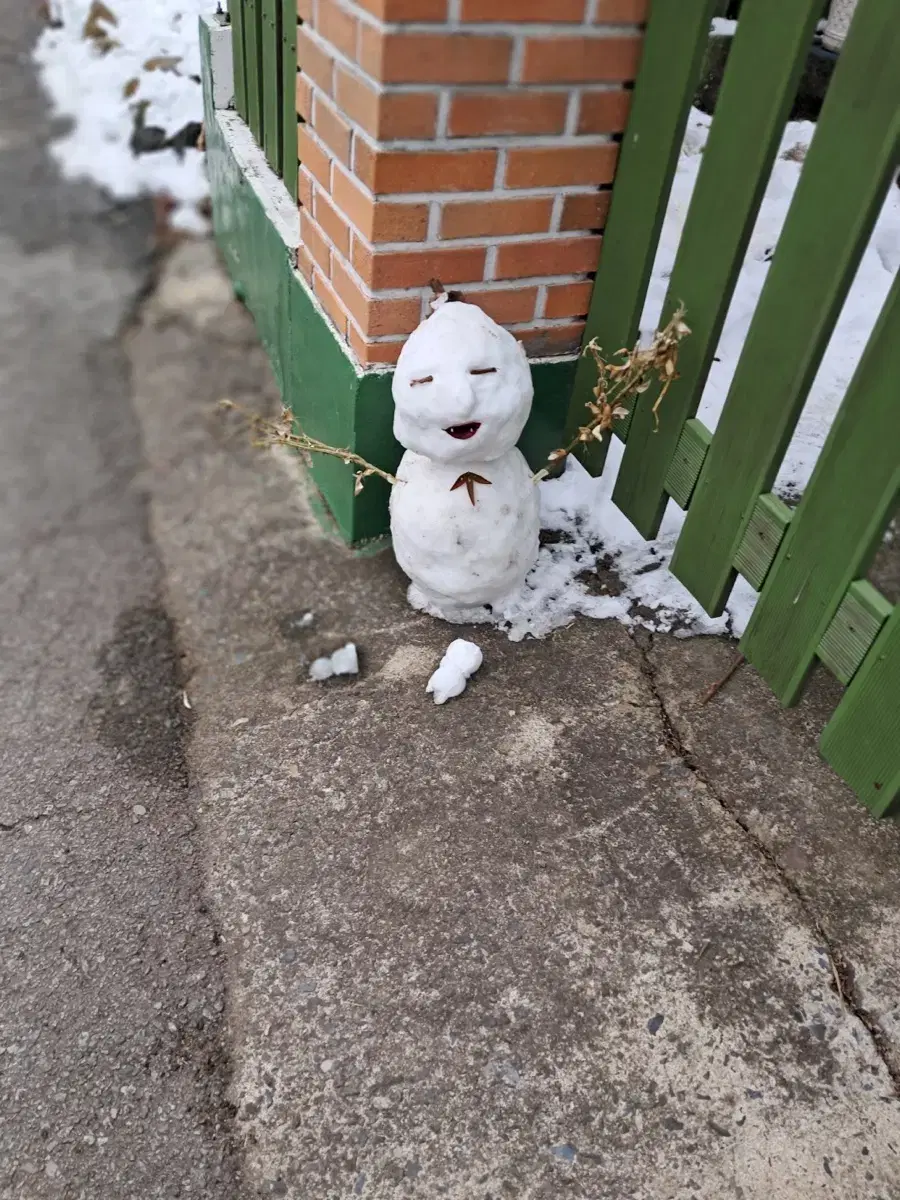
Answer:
[
  {"xmin": 426, "ymin": 639, "xmax": 483, "ymax": 704},
  {"xmin": 309, "ymin": 642, "xmax": 359, "ymax": 682}
]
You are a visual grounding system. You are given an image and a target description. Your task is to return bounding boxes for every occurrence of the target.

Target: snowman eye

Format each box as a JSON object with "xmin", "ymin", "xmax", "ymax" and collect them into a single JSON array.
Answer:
[
  {"xmin": 470, "ymin": 367, "xmax": 497, "ymax": 376},
  {"xmin": 410, "ymin": 375, "xmax": 433, "ymax": 386}
]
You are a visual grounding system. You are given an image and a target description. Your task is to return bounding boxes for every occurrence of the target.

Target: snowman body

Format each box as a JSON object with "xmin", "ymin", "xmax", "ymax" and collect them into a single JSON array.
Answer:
[{"xmin": 389, "ymin": 300, "xmax": 540, "ymax": 622}]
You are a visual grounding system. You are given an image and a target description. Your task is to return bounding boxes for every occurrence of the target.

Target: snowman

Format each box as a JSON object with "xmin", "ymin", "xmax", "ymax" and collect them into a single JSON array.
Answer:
[{"xmin": 389, "ymin": 296, "xmax": 540, "ymax": 624}]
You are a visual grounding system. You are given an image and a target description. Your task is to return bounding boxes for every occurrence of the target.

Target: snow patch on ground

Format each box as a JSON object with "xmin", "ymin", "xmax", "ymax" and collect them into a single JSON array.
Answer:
[
  {"xmin": 33, "ymin": 0, "xmax": 216, "ymax": 231},
  {"xmin": 501, "ymin": 110, "xmax": 900, "ymax": 643}
]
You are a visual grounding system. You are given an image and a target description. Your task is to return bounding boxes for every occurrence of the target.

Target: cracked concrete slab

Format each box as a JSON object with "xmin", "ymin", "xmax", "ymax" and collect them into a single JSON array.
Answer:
[
  {"xmin": 647, "ymin": 634, "xmax": 900, "ymax": 1086},
  {"xmin": 129, "ymin": 239, "xmax": 900, "ymax": 1199}
]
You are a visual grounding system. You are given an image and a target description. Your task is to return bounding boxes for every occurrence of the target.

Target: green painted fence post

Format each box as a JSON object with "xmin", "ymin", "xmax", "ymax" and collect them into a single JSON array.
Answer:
[
  {"xmin": 670, "ymin": 0, "xmax": 900, "ymax": 615},
  {"xmin": 611, "ymin": 0, "xmax": 822, "ymax": 538},
  {"xmin": 820, "ymin": 604, "xmax": 900, "ymax": 817},
  {"xmin": 740, "ymin": 272, "xmax": 900, "ymax": 705},
  {"xmin": 245, "ymin": 0, "xmax": 264, "ymax": 146},
  {"xmin": 262, "ymin": 0, "xmax": 283, "ymax": 174},
  {"xmin": 230, "ymin": 0, "xmax": 248, "ymax": 121},
  {"xmin": 562, "ymin": 0, "xmax": 718, "ymax": 476},
  {"xmin": 282, "ymin": 0, "xmax": 298, "ymax": 200}
]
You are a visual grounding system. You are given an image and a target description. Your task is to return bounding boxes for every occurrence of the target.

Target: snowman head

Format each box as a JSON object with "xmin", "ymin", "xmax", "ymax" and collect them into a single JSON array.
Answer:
[{"xmin": 392, "ymin": 300, "xmax": 533, "ymax": 464}]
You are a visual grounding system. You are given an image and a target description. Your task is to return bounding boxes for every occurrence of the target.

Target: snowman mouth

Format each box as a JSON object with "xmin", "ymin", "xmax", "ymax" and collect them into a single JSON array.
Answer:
[{"xmin": 445, "ymin": 422, "xmax": 481, "ymax": 440}]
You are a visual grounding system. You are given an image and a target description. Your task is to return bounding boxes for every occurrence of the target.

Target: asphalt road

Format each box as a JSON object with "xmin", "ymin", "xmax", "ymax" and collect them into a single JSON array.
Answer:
[{"xmin": 0, "ymin": 5, "xmax": 241, "ymax": 1196}]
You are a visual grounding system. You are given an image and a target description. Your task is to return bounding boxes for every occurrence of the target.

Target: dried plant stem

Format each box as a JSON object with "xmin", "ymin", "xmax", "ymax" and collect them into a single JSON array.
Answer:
[
  {"xmin": 533, "ymin": 304, "xmax": 691, "ymax": 482},
  {"xmin": 700, "ymin": 654, "xmax": 745, "ymax": 706},
  {"xmin": 219, "ymin": 399, "xmax": 398, "ymax": 492}
]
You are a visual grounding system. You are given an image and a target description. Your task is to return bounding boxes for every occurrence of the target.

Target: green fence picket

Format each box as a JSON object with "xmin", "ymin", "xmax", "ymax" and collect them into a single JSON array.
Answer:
[
  {"xmin": 820, "ymin": 604, "xmax": 900, "ymax": 817},
  {"xmin": 230, "ymin": 0, "xmax": 248, "ymax": 121},
  {"xmin": 262, "ymin": 0, "xmax": 283, "ymax": 173},
  {"xmin": 671, "ymin": 0, "xmax": 900, "ymax": 615},
  {"xmin": 562, "ymin": 0, "xmax": 718, "ymax": 476},
  {"xmin": 817, "ymin": 580, "xmax": 893, "ymax": 686},
  {"xmin": 611, "ymin": 0, "xmax": 822, "ymax": 538},
  {"xmin": 282, "ymin": 0, "xmax": 298, "ymax": 199},
  {"xmin": 740, "ymin": 273, "xmax": 900, "ymax": 704},
  {"xmin": 245, "ymin": 0, "xmax": 264, "ymax": 145}
]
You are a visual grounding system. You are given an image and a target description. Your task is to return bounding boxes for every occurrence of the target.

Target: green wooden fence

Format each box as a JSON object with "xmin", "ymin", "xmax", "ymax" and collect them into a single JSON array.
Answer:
[
  {"xmin": 567, "ymin": 0, "xmax": 899, "ymax": 816},
  {"xmin": 228, "ymin": 0, "xmax": 299, "ymax": 202}
]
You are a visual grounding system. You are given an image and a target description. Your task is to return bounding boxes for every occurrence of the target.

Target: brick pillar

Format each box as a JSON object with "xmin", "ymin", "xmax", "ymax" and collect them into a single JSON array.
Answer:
[{"xmin": 294, "ymin": 0, "xmax": 646, "ymax": 368}]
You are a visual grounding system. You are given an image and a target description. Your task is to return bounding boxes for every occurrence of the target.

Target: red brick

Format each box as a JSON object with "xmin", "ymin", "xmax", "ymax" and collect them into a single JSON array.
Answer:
[
  {"xmin": 376, "ymin": 92, "xmax": 439, "ymax": 140},
  {"xmin": 360, "ymin": 28, "xmax": 512, "ymax": 85},
  {"xmin": 297, "ymin": 165, "xmax": 315, "ymax": 213},
  {"xmin": 521, "ymin": 36, "xmax": 643, "ymax": 83},
  {"xmin": 316, "ymin": 191, "xmax": 351, "ymax": 256},
  {"xmin": 300, "ymin": 211, "xmax": 333, "ymax": 274},
  {"xmin": 577, "ymin": 88, "xmax": 632, "ymax": 134},
  {"xmin": 354, "ymin": 0, "xmax": 446, "ymax": 18},
  {"xmin": 458, "ymin": 287, "xmax": 539, "ymax": 324},
  {"xmin": 297, "ymin": 27, "xmax": 334, "ymax": 96},
  {"xmin": 295, "ymin": 73, "xmax": 312, "ymax": 120},
  {"xmin": 560, "ymin": 191, "xmax": 612, "ymax": 231},
  {"xmin": 297, "ymin": 124, "xmax": 332, "ymax": 189},
  {"xmin": 296, "ymin": 244, "xmax": 315, "ymax": 285},
  {"xmin": 335, "ymin": 67, "xmax": 438, "ymax": 140},
  {"xmin": 332, "ymin": 168, "xmax": 429, "ymax": 242},
  {"xmin": 347, "ymin": 326, "xmax": 406, "ymax": 366},
  {"xmin": 505, "ymin": 144, "xmax": 618, "ymax": 188},
  {"xmin": 331, "ymin": 257, "xmax": 422, "ymax": 337},
  {"xmin": 593, "ymin": 0, "xmax": 650, "ymax": 21},
  {"xmin": 316, "ymin": 0, "xmax": 358, "ymax": 60},
  {"xmin": 440, "ymin": 197, "xmax": 553, "ymax": 240},
  {"xmin": 495, "ymin": 236, "xmax": 601, "ymax": 280},
  {"xmin": 356, "ymin": 145, "xmax": 498, "ymax": 195},
  {"xmin": 544, "ymin": 281, "xmax": 594, "ymax": 318},
  {"xmin": 517, "ymin": 323, "xmax": 585, "ymax": 356},
  {"xmin": 314, "ymin": 95, "xmax": 352, "ymax": 165},
  {"xmin": 352, "ymin": 242, "xmax": 486, "ymax": 289},
  {"xmin": 448, "ymin": 91, "xmax": 568, "ymax": 137},
  {"xmin": 313, "ymin": 269, "xmax": 349, "ymax": 337},
  {"xmin": 460, "ymin": 0, "xmax": 583, "ymax": 19}
]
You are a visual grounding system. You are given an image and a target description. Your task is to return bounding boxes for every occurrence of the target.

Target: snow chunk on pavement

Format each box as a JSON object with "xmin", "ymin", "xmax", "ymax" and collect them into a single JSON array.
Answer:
[
  {"xmin": 309, "ymin": 643, "xmax": 359, "ymax": 682},
  {"xmin": 426, "ymin": 640, "xmax": 483, "ymax": 705}
]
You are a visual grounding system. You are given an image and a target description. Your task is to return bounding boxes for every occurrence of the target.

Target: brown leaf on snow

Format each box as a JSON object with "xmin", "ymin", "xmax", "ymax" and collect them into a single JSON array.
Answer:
[
  {"xmin": 782, "ymin": 142, "xmax": 807, "ymax": 163},
  {"xmin": 82, "ymin": 0, "xmax": 119, "ymax": 53},
  {"xmin": 143, "ymin": 55, "xmax": 183, "ymax": 73}
]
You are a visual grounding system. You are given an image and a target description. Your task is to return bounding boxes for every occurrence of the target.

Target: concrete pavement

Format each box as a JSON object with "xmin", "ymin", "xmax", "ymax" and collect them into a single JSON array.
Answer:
[
  {"xmin": 2, "ymin": 2, "xmax": 900, "ymax": 1192},
  {"xmin": 127, "ymin": 237, "xmax": 900, "ymax": 1199},
  {"xmin": 0, "ymin": 5, "xmax": 240, "ymax": 1196}
]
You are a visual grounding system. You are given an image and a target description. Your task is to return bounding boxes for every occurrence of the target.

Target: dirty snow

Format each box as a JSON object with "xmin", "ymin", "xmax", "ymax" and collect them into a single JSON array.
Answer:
[
  {"xmin": 426, "ymin": 640, "xmax": 483, "ymax": 705},
  {"xmin": 503, "ymin": 109, "xmax": 900, "ymax": 642},
  {"xmin": 33, "ymin": 0, "xmax": 216, "ymax": 231}
]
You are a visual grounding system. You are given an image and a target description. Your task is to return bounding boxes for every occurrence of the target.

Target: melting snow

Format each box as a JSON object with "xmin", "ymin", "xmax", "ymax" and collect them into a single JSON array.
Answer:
[
  {"xmin": 501, "ymin": 110, "xmax": 900, "ymax": 642},
  {"xmin": 33, "ymin": 0, "xmax": 216, "ymax": 231}
]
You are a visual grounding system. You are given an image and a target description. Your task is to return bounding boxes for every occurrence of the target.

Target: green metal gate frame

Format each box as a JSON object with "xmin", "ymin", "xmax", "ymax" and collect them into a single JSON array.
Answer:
[{"xmin": 566, "ymin": 0, "xmax": 899, "ymax": 816}]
